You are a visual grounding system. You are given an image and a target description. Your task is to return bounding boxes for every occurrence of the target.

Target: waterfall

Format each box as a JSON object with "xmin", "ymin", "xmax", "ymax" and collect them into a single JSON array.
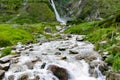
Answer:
[{"xmin": 50, "ymin": 0, "xmax": 67, "ymax": 24}]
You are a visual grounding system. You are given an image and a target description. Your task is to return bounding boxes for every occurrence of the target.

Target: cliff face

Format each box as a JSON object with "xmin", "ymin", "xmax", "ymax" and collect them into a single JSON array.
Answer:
[{"xmin": 54, "ymin": 0, "xmax": 120, "ymax": 21}]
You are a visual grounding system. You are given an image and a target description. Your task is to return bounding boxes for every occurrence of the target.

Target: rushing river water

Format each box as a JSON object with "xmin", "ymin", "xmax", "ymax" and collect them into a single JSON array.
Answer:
[{"xmin": 3, "ymin": 35, "xmax": 105, "ymax": 80}]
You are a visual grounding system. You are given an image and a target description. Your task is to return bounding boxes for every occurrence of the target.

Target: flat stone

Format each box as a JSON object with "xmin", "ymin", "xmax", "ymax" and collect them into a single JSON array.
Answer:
[
  {"xmin": 76, "ymin": 35, "xmax": 84, "ymax": 41},
  {"xmin": 55, "ymin": 52, "xmax": 61, "ymax": 55},
  {"xmin": 69, "ymin": 50, "xmax": 78, "ymax": 54},
  {"xmin": 0, "ymin": 55, "xmax": 18, "ymax": 63}
]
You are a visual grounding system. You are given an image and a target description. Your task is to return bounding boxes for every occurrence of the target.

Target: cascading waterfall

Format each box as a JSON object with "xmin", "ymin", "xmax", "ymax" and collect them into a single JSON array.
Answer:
[
  {"xmin": 50, "ymin": 0, "xmax": 67, "ymax": 24},
  {"xmin": 2, "ymin": 35, "xmax": 106, "ymax": 80}
]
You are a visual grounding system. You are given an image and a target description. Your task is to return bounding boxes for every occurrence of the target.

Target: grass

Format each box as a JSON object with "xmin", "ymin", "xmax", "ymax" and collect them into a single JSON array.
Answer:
[
  {"xmin": 0, "ymin": 24, "xmax": 33, "ymax": 47},
  {"xmin": 65, "ymin": 21, "xmax": 99, "ymax": 35}
]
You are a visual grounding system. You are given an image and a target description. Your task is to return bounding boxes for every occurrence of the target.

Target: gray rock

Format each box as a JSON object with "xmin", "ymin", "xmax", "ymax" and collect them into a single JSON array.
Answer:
[
  {"xmin": 18, "ymin": 74, "xmax": 28, "ymax": 80},
  {"xmin": 55, "ymin": 52, "xmax": 61, "ymax": 55},
  {"xmin": 69, "ymin": 50, "xmax": 78, "ymax": 54},
  {"xmin": 76, "ymin": 35, "xmax": 84, "ymax": 41},
  {"xmin": 58, "ymin": 47, "xmax": 66, "ymax": 51},
  {"xmin": 89, "ymin": 69, "xmax": 98, "ymax": 78},
  {"xmin": 8, "ymin": 75, "xmax": 14, "ymax": 80},
  {"xmin": 0, "ymin": 55, "xmax": 18, "ymax": 63},
  {"xmin": 0, "ymin": 70, "xmax": 5, "ymax": 79},
  {"xmin": 56, "ymin": 26, "xmax": 62, "ymax": 31},
  {"xmin": 60, "ymin": 56, "xmax": 67, "ymax": 60},
  {"xmin": 0, "ymin": 63, "xmax": 10, "ymax": 71},
  {"xmin": 24, "ymin": 62, "xmax": 34, "ymax": 69}
]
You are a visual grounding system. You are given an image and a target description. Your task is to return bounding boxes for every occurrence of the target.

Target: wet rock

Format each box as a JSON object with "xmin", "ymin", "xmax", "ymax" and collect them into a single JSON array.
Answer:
[
  {"xmin": 29, "ymin": 75, "xmax": 40, "ymax": 80},
  {"xmin": 41, "ymin": 63, "xmax": 46, "ymax": 69},
  {"xmin": 47, "ymin": 65, "xmax": 68, "ymax": 80},
  {"xmin": 99, "ymin": 63, "xmax": 108, "ymax": 75},
  {"xmin": 69, "ymin": 50, "xmax": 78, "ymax": 54},
  {"xmin": 67, "ymin": 34, "xmax": 72, "ymax": 38},
  {"xmin": 18, "ymin": 74, "xmax": 28, "ymax": 80},
  {"xmin": 75, "ymin": 54, "xmax": 84, "ymax": 60},
  {"xmin": 10, "ymin": 57, "xmax": 19, "ymax": 64},
  {"xmin": 89, "ymin": 69, "xmax": 98, "ymax": 78},
  {"xmin": 106, "ymin": 71, "xmax": 120, "ymax": 80},
  {"xmin": 60, "ymin": 56, "xmax": 67, "ymax": 60},
  {"xmin": 32, "ymin": 58, "xmax": 42, "ymax": 63},
  {"xmin": 0, "ymin": 63, "xmax": 10, "ymax": 71},
  {"xmin": 29, "ymin": 48, "xmax": 34, "ymax": 51},
  {"xmin": 44, "ymin": 27, "xmax": 52, "ymax": 33},
  {"xmin": 55, "ymin": 52, "xmax": 61, "ymax": 55},
  {"xmin": 0, "ymin": 55, "xmax": 18, "ymax": 63},
  {"xmin": 58, "ymin": 47, "xmax": 66, "ymax": 51},
  {"xmin": 8, "ymin": 75, "xmax": 14, "ymax": 80},
  {"xmin": 76, "ymin": 35, "xmax": 84, "ymax": 41},
  {"xmin": 89, "ymin": 62, "xmax": 100, "ymax": 68},
  {"xmin": 24, "ymin": 62, "xmax": 34, "ymax": 69},
  {"xmin": 87, "ymin": 54, "xmax": 97, "ymax": 61},
  {"xmin": 0, "ymin": 70, "xmax": 5, "ymax": 79},
  {"xmin": 11, "ymin": 46, "xmax": 17, "ymax": 50}
]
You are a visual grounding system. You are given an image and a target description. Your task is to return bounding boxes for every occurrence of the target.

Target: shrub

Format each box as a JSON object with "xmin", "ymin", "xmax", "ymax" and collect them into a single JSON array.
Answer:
[{"xmin": 0, "ymin": 39, "xmax": 12, "ymax": 47}]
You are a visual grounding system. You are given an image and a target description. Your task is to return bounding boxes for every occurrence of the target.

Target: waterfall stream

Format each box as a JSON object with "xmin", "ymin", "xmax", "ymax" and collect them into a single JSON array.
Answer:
[
  {"xmin": 50, "ymin": 0, "xmax": 67, "ymax": 24},
  {"xmin": 2, "ymin": 35, "xmax": 106, "ymax": 80}
]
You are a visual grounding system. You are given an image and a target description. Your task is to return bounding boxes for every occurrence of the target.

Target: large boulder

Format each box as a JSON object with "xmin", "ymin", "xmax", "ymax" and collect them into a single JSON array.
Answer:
[{"xmin": 47, "ymin": 65, "xmax": 68, "ymax": 80}]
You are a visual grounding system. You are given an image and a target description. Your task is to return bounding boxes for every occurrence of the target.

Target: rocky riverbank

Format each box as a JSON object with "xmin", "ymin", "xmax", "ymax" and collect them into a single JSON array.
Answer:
[{"xmin": 0, "ymin": 34, "xmax": 107, "ymax": 80}]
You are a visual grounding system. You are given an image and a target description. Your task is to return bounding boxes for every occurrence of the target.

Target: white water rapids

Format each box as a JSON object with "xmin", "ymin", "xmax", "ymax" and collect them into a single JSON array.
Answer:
[{"xmin": 3, "ymin": 35, "xmax": 106, "ymax": 80}]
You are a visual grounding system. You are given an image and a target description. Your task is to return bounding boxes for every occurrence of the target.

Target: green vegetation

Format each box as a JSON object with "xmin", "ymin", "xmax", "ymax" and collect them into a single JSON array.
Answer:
[{"xmin": 0, "ymin": 47, "xmax": 12, "ymax": 57}]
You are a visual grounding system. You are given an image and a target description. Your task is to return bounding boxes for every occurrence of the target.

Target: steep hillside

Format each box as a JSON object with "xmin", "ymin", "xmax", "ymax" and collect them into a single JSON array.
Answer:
[{"xmin": 0, "ymin": 0, "xmax": 55, "ymax": 23}]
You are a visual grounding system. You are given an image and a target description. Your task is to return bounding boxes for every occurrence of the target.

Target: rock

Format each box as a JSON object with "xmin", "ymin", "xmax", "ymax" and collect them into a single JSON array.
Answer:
[
  {"xmin": 0, "ymin": 55, "xmax": 18, "ymax": 63},
  {"xmin": 0, "ymin": 63, "xmax": 10, "ymax": 71},
  {"xmin": 55, "ymin": 52, "xmax": 61, "ymax": 55},
  {"xmin": 10, "ymin": 57, "xmax": 19, "ymax": 64},
  {"xmin": 11, "ymin": 46, "xmax": 17, "ymax": 50},
  {"xmin": 106, "ymin": 71, "xmax": 120, "ymax": 80},
  {"xmin": 69, "ymin": 50, "xmax": 78, "ymax": 54},
  {"xmin": 99, "ymin": 63, "xmax": 108, "ymax": 75},
  {"xmin": 87, "ymin": 54, "xmax": 97, "ymax": 61},
  {"xmin": 60, "ymin": 56, "xmax": 67, "ymax": 60},
  {"xmin": 75, "ymin": 54, "xmax": 85, "ymax": 60},
  {"xmin": 32, "ymin": 58, "xmax": 42, "ymax": 63},
  {"xmin": 18, "ymin": 74, "xmax": 28, "ymax": 80},
  {"xmin": 56, "ymin": 26, "xmax": 62, "ymax": 31},
  {"xmin": 29, "ymin": 48, "xmax": 34, "ymax": 51},
  {"xmin": 47, "ymin": 65, "xmax": 68, "ymax": 80},
  {"xmin": 8, "ymin": 75, "xmax": 14, "ymax": 80},
  {"xmin": 58, "ymin": 47, "xmax": 66, "ymax": 51},
  {"xmin": 24, "ymin": 62, "xmax": 34, "ymax": 69},
  {"xmin": 26, "ymin": 40, "xmax": 33, "ymax": 44},
  {"xmin": 67, "ymin": 34, "xmax": 72, "ymax": 38},
  {"xmin": 36, "ymin": 37, "xmax": 48, "ymax": 43},
  {"xmin": 44, "ymin": 27, "xmax": 52, "ymax": 33},
  {"xmin": 76, "ymin": 35, "xmax": 84, "ymax": 41},
  {"xmin": 89, "ymin": 69, "xmax": 98, "ymax": 78},
  {"xmin": 41, "ymin": 63, "xmax": 46, "ymax": 69},
  {"xmin": 29, "ymin": 75, "xmax": 40, "ymax": 80},
  {"xmin": 0, "ymin": 70, "xmax": 5, "ymax": 79}
]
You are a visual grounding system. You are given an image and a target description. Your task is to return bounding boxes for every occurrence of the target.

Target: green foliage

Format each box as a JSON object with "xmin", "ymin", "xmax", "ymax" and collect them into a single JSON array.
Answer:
[
  {"xmin": 0, "ymin": 39, "xmax": 12, "ymax": 47},
  {"xmin": 65, "ymin": 21, "xmax": 99, "ymax": 35},
  {"xmin": 0, "ymin": 24, "xmax": 33, "ymax": 47},
  {"xmin": 1, "ymin": 47, "xmax": 12, "ymax": 57},
  {"xmin": 113, "ymin": 58, "xmax": 120, "ymax": 71}
]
